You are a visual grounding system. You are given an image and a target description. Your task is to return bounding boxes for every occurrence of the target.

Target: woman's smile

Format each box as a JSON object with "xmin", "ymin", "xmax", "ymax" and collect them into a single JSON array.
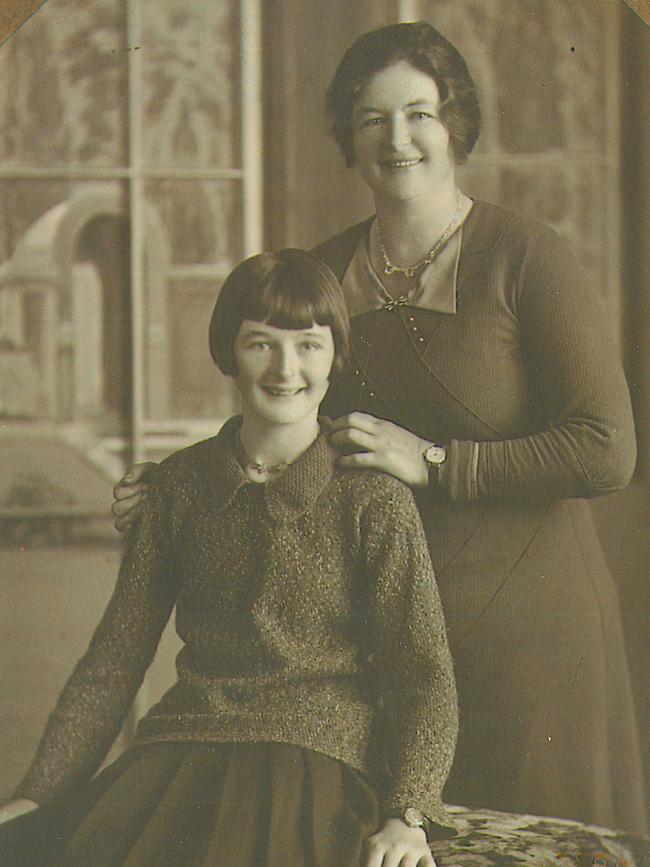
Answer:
[{"xmin": 351, "ymin": 60, "xmax": 455, "ymax": 203}]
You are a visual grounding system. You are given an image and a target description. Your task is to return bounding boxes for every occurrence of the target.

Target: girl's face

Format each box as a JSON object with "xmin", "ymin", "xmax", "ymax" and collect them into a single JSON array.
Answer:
[
  {"xmin": 351, "ymin": 60, "xmax": 455, "ymax": 204},
  {"xmin": 234, "ymin": 320, "xmax": 335, "ymax": 429}
]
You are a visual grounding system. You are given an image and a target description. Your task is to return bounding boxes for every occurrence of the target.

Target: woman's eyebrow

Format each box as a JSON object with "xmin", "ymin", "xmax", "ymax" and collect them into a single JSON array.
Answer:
[{"xmin": 355, "ymin": 98, "xmax": 437, "ymax": 114}]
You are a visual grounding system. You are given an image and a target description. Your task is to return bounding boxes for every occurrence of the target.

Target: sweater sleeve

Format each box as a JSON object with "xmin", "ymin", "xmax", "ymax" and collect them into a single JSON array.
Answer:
[
  {"xmin": 439, "ymin": 225, "xmax": 637, "ymax": 503},
  {"xmin": 14, "ymin": 468, "xmax": 183, "ymax": 804},
  {"xmin": 361, "ymin": 476, "xmax": 458, "ymax": 831}
]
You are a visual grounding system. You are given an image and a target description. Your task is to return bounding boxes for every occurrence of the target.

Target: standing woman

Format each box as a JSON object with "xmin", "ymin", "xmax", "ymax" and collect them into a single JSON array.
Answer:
[{"xmin": 113, "ymin": 22, "xmax": 647, "ymax": 833}]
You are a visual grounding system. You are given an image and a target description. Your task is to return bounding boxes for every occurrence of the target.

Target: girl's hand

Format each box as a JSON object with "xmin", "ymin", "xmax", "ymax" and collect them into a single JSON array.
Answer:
[
  {"xmin": 361, "ymin": 818, "xmax": 437, "ymax": 867},
  {"xmin": 111, "ymin": 462, "xmax": 156, "ymax": 533},
  {"xmin": 329, "ymin": 413, "xmax": 431, "ymax": 487},
  {"xmin": 0, "ymin": 798, "xmax": 39, "ymax": 825}
]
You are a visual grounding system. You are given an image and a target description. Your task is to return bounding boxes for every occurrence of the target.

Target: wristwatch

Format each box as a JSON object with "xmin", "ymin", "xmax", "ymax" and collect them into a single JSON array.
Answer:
[
  {"xmin": 423, "ymin": 443, "xmax": 447, "ymax": 486},
  {"xmin": 402, "ymin": 806, "xmax": 429, "ymax": 831}
]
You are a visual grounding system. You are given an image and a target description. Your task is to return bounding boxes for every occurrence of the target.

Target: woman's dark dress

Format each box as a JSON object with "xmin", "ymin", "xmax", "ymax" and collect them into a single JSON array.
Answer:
[{"xmin": 316, "ymin": 199, "xmax": 647, "ymax": 833}]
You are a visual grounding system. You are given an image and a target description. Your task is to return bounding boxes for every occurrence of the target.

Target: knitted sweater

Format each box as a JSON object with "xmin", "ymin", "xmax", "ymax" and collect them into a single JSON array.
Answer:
[{"xmin": 16, "ymin": 418, "xmax": 458, "ymax": 829}]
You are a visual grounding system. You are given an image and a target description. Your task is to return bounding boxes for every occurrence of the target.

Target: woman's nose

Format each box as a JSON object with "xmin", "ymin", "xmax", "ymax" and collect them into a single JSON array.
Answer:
[{"xmin": 388, "ymin": 114, "xmax": 411, "ymax": 149}]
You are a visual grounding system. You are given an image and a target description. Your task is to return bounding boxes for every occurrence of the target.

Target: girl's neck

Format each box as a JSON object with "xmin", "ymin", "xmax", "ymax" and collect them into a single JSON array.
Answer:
[{"xmin": 239, "ymin": 413, "xmax": 320, "ymax": 471}]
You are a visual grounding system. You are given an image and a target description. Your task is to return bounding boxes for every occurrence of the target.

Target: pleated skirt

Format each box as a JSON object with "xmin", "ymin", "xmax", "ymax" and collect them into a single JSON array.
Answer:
[{"xmin": 0, "ymin": 742, "xmax": 381, "ymax": 867}]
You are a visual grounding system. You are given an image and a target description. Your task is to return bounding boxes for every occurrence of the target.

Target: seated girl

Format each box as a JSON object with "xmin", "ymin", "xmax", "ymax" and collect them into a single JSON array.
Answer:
[{"xmin": 0, "ymin": 249, "xmax": 457, "ymax": 867}]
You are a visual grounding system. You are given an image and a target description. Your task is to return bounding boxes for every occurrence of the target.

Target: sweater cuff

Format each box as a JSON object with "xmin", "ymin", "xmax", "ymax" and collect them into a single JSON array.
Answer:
[{"xmin": 438, "ymin": 439, "xmax": 479, "ymax": 502}]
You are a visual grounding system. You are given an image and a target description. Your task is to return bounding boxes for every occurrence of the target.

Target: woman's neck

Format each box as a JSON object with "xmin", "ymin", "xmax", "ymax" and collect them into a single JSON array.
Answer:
[
  {"xmin": 373, "ymin": 183, "xmax": 462, "ymax": 261},
  {"xmin": 239, "ymin": 413, "xmax": 320, "ymax": 470}
]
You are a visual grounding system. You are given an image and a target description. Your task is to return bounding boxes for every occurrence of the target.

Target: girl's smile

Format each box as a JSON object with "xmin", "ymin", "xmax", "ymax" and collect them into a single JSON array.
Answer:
[{"xmin": 234, "ymin": 320, "xmax": 335, "ymax": 429}]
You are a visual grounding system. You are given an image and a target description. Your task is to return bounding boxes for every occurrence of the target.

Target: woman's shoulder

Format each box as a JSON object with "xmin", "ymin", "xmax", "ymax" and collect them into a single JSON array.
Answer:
[
  {"xmin": 468, "ymin": 198, "xmax": 563, "ymax": 250},
  {"xmin": 310, "ymin": 217, "xmax": 374, "ymax": 278}
]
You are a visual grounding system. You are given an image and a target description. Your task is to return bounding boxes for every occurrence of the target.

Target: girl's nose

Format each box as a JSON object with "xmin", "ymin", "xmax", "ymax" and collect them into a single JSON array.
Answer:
[
  {"xmin": 273, "ymin": 345, "xmax": 299, "ymax": 378},
  {"xmin": 388, "ymin": 113, "xmax": 411, "ymax": 149}
]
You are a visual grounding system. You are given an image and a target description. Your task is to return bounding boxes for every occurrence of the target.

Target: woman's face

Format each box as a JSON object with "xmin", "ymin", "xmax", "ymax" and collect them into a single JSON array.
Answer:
[
  {"xmin": 351, "ymin": 60, "xmax": 455, "ymax": 204},
  {"xmin": 234, "ymin": 320, "xmax": 335, "ymax": 429}
]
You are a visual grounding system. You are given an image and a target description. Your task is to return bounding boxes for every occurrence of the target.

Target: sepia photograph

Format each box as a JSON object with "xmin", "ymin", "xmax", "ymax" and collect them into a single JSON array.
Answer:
[{"xmin": 0, "ymin": 0, "xmax": 649, "ymax": 864}]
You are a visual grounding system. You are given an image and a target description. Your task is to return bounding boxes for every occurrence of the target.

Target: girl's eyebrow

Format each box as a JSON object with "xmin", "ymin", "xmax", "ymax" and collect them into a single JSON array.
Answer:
[{"xmin": 241, "ymin": 328, "xmax": 325, "ymax": 340}]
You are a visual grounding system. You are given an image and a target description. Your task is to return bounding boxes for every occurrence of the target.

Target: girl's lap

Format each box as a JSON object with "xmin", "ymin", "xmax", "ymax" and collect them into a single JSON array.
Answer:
[{"xmin": 0, "ymin": 742, "xmax": 380, "ymax": 867}]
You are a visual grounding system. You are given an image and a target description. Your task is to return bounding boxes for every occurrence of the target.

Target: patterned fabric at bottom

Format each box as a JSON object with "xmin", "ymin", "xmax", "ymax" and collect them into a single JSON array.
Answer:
[
  {"xmin": 433, "ymin": 805, "xmax": 650, "ymax": 866},
  {"xmin": 0, "ymin": 742, "xmax": 380, "ymax": 867}
]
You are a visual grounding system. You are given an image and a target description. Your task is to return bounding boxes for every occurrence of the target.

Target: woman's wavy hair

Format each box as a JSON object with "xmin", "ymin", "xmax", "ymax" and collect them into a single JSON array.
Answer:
[
  {"xmin": 326, "ymin": 21, "xmax": 481, "ymax": 167},
  {"xmin": 209, "ymin": 249, "xmax": 350, "ymax": 377}
]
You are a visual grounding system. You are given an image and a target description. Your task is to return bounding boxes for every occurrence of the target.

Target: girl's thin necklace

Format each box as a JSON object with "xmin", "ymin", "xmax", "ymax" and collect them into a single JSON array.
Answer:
[
  {"xmin": 375, "ymin": 188, "xmax": 462, "ymax": 310},
  {"xmin": 235, "ymin": 435, "xmax": 291, "ymax": 477}
]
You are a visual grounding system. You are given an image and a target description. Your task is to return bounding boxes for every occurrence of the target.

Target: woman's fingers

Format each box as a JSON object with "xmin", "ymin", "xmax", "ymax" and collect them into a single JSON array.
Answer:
[
  {"xmin": 113, "ymin": 482, "xmax": 145, "ymax": 502},
  {"xmin": 111, "ymin": 491, "xmax": 145, "ymax": 519},
  {"xmin": 337, "ymin": 451, "xmax": 386, "ymax": 470},
  {"xmin": 329, "ymin": 411, "xmax": 380, "ymax": 434},
  {"xmin": 112, "ymin": 494, "xmax": 145, "ymax": 533},
  {"xmin": 113, "ymin": 461, "xmax": 156, "ymax": 496},
  {"xmin": 329, "ymin": 427, "xmax": 377, "ymax": 452}
]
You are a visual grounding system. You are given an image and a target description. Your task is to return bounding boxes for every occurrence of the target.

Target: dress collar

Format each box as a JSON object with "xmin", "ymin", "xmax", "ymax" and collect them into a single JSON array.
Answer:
[
  {"xmin": 343, "ymin": 224, "xmax": 462, "ymax": 318},
  {"xmin": 207, "ymin": 416, "xmax": 338, "ymax": 523},
  {"xmin": 341, "ymin": 200, "xmax": 473, "ymax": 318}
]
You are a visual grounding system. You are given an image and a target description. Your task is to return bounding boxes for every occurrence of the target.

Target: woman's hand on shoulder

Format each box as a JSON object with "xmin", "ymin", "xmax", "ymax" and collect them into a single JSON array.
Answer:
[
  {"xmin": 329, "ymin": 412, "xmax": 431, "ymax": 487},
  {"xmin": 111, "ymin": 461, "xmax": 157, "ymax": 533},
  {"xmin": 361, "ymin": 818, "xmax": 437, "ymax": 867},
  {"xmin": 0, "ymin": 798, "xmax": 39, "ymax": 825}
]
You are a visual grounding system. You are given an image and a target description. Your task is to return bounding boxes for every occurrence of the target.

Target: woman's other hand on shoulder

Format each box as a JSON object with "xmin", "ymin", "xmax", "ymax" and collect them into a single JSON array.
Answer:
[
  {"xmin": 0, "ymin": 798, "xmax": 39, "ymax": 825},
  {"xmin": 111, "ymin": 461, "xmax": 157, "ymax": 533},
  {"xmin": 329, "ymin": 412, "xmax": 431, "ymax": 487},
  {"xmin": 361, "ymin": 818, "xmax": 437, "ymax": 867}
]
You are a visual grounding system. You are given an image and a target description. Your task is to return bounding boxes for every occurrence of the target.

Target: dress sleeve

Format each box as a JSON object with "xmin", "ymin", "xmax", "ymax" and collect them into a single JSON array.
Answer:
[
  {"xmin": 361, "ymin": 476, "xmax": 458, "ymax": 832},
  {"xmin": 439, "ymin": 226, "xmax": 637, "ymax": 502},
  {"xmin": 14, "ymin": 468, "xmax": 183, "ymax": 804}
]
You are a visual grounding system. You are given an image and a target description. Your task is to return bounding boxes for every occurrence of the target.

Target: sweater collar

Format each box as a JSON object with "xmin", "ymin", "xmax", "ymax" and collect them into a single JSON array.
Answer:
[{"xmin": 208, "ymin": 416, "xmax": 338, "ymax": 522}]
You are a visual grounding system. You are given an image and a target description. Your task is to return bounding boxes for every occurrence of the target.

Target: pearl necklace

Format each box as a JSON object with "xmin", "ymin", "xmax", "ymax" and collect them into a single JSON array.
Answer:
[{"xmin": 376, "ymin": 189, "xmax": 462, "ymax": 279}]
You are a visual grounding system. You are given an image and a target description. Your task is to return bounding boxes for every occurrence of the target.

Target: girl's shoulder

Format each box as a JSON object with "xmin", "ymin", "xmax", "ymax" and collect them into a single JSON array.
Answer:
[
  {"xmin": 148, "ymin": 422, "xmax": 237, "ymax": 506},
  {"xmin": 331, "ymin": 464, "xmax": 419, "ymax": 515}
]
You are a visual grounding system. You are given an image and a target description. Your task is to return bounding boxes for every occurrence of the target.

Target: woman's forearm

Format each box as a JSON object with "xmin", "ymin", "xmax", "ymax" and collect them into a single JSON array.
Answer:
[{"xmin": 440, "ymin": 416, "xmax": 636, "ymax": 503}]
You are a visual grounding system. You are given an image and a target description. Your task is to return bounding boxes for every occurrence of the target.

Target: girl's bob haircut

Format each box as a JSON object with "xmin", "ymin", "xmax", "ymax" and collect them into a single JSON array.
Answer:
[
  {"xmin": 209, "ymin": 249, "xmax": 350, "ymax": 377},
  {"xmin": 326, "ymin": 20, "xmax": 481, "ymax": 168}
]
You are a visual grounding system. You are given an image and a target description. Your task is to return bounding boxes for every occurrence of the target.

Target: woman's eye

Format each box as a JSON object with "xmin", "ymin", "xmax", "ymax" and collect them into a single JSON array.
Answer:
[
  {"xmin": 410, "ymin": 111, "xmax": 435, "ymax": 121},
  {"xmin": 361, "ymin": 116, "xmax": 383, "ymax": 128},
  {"xmin": 301, "ymin": 342, "xmax": 322, "ymax": 351}
]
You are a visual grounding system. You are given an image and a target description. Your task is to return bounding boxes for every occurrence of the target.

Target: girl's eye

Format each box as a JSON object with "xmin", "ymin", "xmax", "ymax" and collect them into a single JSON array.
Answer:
[
  {"xmin": 249, "ymin": 341, "xmax": 271, "ymax": 350},
  {"xmin": 301, "ymin": 342, "xmax": 322, "ymax": 351},
  {"xmin": 410, "ymin": 111, "xmax": 435, "ymax": 121}
]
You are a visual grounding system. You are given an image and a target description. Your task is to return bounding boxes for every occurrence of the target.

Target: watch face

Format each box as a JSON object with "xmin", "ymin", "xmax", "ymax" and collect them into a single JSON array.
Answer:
[
  {"xmin": 403, "ymin": 806, "xmax": 426, "ymax": 828},
  {"xmin": 425, "ymin": 444, "xmax": 446, "ymax": 466}
]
